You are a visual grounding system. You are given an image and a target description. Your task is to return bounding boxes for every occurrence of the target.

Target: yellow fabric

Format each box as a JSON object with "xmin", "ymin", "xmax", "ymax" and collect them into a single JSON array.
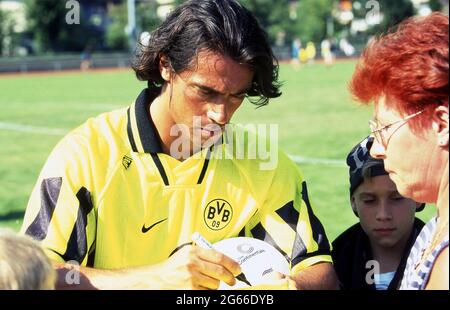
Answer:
[{"xmin": 21, "ymin": 93, "xmax": 332, "ymax": 275}]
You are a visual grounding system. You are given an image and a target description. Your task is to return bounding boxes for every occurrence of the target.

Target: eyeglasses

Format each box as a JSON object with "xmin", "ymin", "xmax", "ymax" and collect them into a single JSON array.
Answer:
[{"xmin": 369, "ymin": 110, "xmax": 424, "ymax": 149}]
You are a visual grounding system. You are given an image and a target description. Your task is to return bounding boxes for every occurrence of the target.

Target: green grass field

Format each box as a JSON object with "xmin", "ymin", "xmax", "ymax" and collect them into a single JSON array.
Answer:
[{"xmin": 0, "ymin": 62, "xmax": 434, "ymax": 240}]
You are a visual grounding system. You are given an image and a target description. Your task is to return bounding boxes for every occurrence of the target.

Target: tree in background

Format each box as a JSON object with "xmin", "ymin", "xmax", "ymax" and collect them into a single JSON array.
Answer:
[
  {"xmin": 25, "ymin": 0, "xmax": 66, "ymax": 53},
  {"xmin": 137, "ymin": 1, "xmax": 160, "ymax": 34},
  {"xmin": 376, "ymin": 0, "xmax": 414, "ymax": 32},
  {"xmin": 240, "ymin": 0, "xmax": 290, "ymax": 44},
  {"xmin": 293, "ymin": 0, "xmax": 334, "ymax": 44},
  {"xmin": 106, "ymin": 0, "xmax": 161, "ymax": 51},
  {"xmin": 105, "ymin": 2, "xmax": 128, "ymax": 50},
  {"xmin": 0, "ymin": 7, "xmax": 22, "ymax": 56},
  {"xmin": 351, "ymin": 0, "xmax": 414, "ymax": 35},
  {"xmin": 175, "ymin": 0, "xmax": 333, "ymax": 49},
  {"xmin": 429, "ymin": 0, "xmax": 443, "ymax": 11},
  {"xmin": 0, "ymin": 9, "xmax": 5, "ymax": 55},
  {"xmin": 25, "ymin": 0, "xmax": 111, "ymax": 53}
]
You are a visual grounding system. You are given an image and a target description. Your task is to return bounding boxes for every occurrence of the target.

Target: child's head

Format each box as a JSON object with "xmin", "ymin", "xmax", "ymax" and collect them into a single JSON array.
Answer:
[
  {"xmin": 346, "ymin": 137, "xmax": 424, "ymax": 249},
  {"xmin": 0, "ymin": 229, "xmax": 55, "ymax": 289}
]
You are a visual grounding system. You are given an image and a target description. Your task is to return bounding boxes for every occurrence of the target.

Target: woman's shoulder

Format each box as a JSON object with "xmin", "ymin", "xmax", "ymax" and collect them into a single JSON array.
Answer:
[{"xmin": 426, "ymin": 245, "xmax": 449, "ymax": 290}]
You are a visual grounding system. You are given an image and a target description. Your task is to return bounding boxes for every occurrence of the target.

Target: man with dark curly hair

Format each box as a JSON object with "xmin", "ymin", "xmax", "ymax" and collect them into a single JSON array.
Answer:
[{"xmin": 21, "ymin": 0, "xmax": 337, "ymax": 290}]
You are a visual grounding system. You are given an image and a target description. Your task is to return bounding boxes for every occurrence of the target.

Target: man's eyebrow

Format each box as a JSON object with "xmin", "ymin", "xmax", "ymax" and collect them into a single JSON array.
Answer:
[
  {"xmin": 358, "ymin": 192, "xmax": 375, "ymax": 197},
  {"xmin": 193, "ymin": 83, "xmax": 250, "ymax": 96}
]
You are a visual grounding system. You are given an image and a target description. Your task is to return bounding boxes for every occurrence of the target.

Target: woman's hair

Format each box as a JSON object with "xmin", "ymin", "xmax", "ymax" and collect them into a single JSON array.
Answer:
[
  {"xmin": 0, "ymin": 230, "xmax": 55, "ymax": 290},
  {"xmin": 349, "ymin": 13, "xmax": 448, "ymax": 131},
  {"xmin": 132, "ymin": 0, "xmax": 281, "ymax": 107}
]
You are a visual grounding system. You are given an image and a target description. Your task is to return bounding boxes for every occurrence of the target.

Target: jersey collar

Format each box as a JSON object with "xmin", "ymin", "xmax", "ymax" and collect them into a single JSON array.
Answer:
[
  {"xmin": 127, "ymin": 88, "xmax": 163, "ymax": 154},
  {"xmin": 127, "ymin": 88, "xmax": 226, "ymax": 154}
]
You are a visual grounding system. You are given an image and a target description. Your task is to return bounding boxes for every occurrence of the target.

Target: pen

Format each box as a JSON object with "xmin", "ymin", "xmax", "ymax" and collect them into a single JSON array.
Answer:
[{"xmin": 191, "ymin": 232, "xmax": 252, "ymax": 286}]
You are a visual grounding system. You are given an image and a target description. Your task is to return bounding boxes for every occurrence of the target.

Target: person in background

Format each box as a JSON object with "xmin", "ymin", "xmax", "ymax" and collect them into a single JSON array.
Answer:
[
  {"xmin": 80, "ymin": 45, "xmax": 92, "ymax": 71},
  {"xmin": 305, "ymin": 42, "xmax": 316, "ymax": 64},
  {"xmin": 321, "ymin": 39, "xmax": 334, "ymax": 67},
  {"xmin": 291, "ymin": 37, "xmax": 301, "ymax": 69},
  {"xmin": 332, "ymin": 136, "xmax": 424, "ymax": 290},
  {"xmin": 349, "ymin": 12, "xmax": 448, "ymax": 290},
  {"xmin": 0, "ymin": 229, "xmax": 55, "ymax": 290}
]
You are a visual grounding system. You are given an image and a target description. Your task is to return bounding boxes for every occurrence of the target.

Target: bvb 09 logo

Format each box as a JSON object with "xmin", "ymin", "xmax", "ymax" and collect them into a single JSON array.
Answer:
[{"xmin": 204, "ymin": 199, "xmax": 233, "ymax": 230}]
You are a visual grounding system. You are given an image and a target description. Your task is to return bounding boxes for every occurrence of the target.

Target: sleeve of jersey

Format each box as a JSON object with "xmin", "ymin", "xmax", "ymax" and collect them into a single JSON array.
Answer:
[
  {"xmin": 20, "ymin": 133, "xmax": 97, "ymax": 267},
  {"xmin": 246, "ymin": 158, "xmax": 332, "ymax": 276}
]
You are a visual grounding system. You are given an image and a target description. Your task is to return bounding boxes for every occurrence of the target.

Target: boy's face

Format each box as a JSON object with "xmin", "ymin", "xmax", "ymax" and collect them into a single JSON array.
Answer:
[{"xmin": 351, "ymin": 175, "xmax": 418, "ymax": 249}]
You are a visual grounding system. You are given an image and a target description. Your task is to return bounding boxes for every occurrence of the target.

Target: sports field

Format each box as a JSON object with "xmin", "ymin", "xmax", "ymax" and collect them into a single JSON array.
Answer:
[{"xmin": 0, "ymin": 61, "xmax": 434, "ymax": 240}]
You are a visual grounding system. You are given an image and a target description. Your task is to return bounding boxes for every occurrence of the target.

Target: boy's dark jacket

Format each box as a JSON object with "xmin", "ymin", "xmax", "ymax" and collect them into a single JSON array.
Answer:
[{"xmin": 331, "ymin": 218, "xmax": 424, "ymax": 290}]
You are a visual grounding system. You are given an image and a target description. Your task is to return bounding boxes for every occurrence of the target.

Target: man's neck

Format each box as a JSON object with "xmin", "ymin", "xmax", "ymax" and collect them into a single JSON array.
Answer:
[
  {"xmin": 149, "ymin": 88, "xmax": 176, "ymax": 156},
  {"xmin": 149, "ymin": 88, "xmax": 205, "ymax": 160}
]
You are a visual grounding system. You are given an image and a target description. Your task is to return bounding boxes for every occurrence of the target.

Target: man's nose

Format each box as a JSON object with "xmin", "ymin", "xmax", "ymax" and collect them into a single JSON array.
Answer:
[
  {"xmin": 207, "ymin": 104, "xmax": 228, "ymax": 125},
  {"xmin": 376, "ymin": 201, "xmax": 393, "ymax": 221}
]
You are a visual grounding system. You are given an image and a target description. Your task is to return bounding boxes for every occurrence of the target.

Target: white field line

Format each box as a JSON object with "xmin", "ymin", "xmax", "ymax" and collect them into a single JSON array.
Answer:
[
  {"xmin": 0, "ymin": 121, "xmax": 67, "ymax": 136},
  {"xmin": 288, "ymin": 155, "xmax": 345, "ymax": 167},
  {"xmin": 0, "ymin": 121, "xmax": 346, "ymax": 166}
]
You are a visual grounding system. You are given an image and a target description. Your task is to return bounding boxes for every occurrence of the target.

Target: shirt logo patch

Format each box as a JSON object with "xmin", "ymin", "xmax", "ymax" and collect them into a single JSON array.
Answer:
[
  {"xmin": 142, "ymin": 218, "xmax": 168, "ymax": 233},
  {"xmin": 203, "ymin": 199, "xmax": 233, "ymax": 231},
  {"xmin": 122, "ymin": 155, "xmax": 133, "ymax": 169}
]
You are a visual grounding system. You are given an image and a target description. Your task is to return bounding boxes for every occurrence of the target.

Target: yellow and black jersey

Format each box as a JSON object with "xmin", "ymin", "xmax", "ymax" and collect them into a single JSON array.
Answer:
[{"xmin": 21, "ymin": 89, "xmax": 332, "ymax": 275}]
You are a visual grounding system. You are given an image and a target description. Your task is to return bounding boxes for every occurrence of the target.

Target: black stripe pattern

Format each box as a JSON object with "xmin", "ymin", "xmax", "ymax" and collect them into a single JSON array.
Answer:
[
  {"xmin": 25, "ymin": 177, "xmax": 62, "ymax": 240},
  {"xmin": 61, "ymin": 187, "xmax": 95, "ymax": 264},
  {"xmin": 151, "ymin": 153, "xmax": 169, "ymax": 185},
  {"xmin": 275, "ymin": 201, "xmax": 308, "ymax": 264},
  {"xmin": 197, "ymin": 147, "xmax": 213, "ymax": 184},
  {"xmin": 301, "ymin": 181, "xmax": 330, "ymax": 253},
  {"xmin": 249, "ymin": 183, "xmax": 331, "ymax": 269},
  {"xmin": 251, "ymin": 222, "xmax": 290, "ymax": 263},
  {"xmin": 289, "ymin": 181, "xmax": 331, "ymax": 267},
  {"xmin": 127, "ymin": 108, "xmax": 138, "ymax": 152},
  {"xmin": 134, "ymin": 88, "xmax": 163, "ymax": 153}
]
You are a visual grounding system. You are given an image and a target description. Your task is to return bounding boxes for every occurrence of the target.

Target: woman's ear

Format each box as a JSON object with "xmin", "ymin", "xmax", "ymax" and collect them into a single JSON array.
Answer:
[
  {"xmin": 159, "ymin": 54, "xmax": 172, "ymax": 82},
  {"xmin": 431, "ymin": 105, "xmax": 449, "ymax": 148}
]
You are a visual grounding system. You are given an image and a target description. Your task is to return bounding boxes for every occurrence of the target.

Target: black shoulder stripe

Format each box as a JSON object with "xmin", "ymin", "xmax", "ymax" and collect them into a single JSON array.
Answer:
[
  {"xmin": 291, "ymin": 249, "xmax": 332, "ymax": 267},
  {"xmin": 25, "ymin": 177, "xmax": 62, "ymax": 240},
  {"xmin": 251, "ymin": 222, "xmax": 290, "ymax": 263},
  {"xmin": 275, "ymin": 201, "xmax": 299, "ymax": 232},
  {"xmin": 238, "ymin": 227, "xmax": 246, "ymax": 237},
  {"xmin": 291, "ymin": 232, "xmax": 308, "ymax": 265},
  {"xmin": 127, "ymin": 108, "xmax": 138, "ymax": 152},
  {"xmin": 275, "ymin": 201, "xmax": 310, "ymax": 262},
  {"xmin": 151, "ymin": 153, "xmax": 169, "ymax": 186},
  {"xmin": 301, "ymin": 181, "xmax": 330, "ymax": 252},
  {"xmin": 61, "ymin": 187, "xmax": 94, "ymax": 264},
  {"xmin": 86, "ymin": 246, "xmax": 96, "ymax": 267}
]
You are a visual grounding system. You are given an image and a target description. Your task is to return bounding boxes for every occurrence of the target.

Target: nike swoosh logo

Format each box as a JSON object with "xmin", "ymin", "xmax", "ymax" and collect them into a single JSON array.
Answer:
[{"xmin": 141, "ymin": 218, "xmax": 168, "ymax": 233}]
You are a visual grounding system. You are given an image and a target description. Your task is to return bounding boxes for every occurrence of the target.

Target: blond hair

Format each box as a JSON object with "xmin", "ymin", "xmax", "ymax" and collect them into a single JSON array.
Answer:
[{"xmin": 0, "ymin": 229, "xmax": 55, "ymax": 290}]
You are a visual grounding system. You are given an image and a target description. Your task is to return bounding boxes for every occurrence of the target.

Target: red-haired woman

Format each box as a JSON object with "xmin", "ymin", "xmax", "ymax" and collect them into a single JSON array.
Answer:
[{"xmin": 349, "ymin": 12, "xmax": 448, "ymax": 290}]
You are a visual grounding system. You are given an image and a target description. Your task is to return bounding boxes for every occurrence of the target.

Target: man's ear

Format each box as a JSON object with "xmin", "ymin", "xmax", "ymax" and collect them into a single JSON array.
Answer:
[
  {"xmin": 431, "ymin": 105, "xmax": 449, "ymax": 148},
  {"xmin": 350, "ymin": 196, "xmax": 359, "ymax": 217},
  {"xmin": 159, "ymin": 54, "xmax": 172, "ymax": 82}
]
